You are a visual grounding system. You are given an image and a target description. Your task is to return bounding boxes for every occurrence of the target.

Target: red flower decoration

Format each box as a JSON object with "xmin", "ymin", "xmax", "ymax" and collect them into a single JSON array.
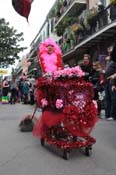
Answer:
[{"xmin": 34, "ymin": 76, "xmax": 98, "ymax": 149}]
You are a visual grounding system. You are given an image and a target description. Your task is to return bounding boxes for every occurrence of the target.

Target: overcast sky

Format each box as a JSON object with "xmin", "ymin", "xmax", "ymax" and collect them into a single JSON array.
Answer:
[
  {"xmin": 0, "ymin": 0, "xmax": 56, "ymax": 74},
  {"xmin": 0, "ymin": 0, "xmax": 56, "ymax": 50}
]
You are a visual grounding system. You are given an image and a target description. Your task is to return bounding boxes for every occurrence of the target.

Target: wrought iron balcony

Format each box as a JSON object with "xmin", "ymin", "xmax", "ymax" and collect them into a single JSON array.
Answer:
[
  {"xmin": 55, "ymin": 0, "xmax": 86, "ymax": 27},
  {"xmin": 59, "ymin": 6, "xmax": 116, "ymax": 59}
]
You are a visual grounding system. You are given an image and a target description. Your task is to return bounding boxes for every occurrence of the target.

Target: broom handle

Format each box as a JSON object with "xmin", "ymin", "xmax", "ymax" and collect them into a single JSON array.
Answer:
[{"xmin": 31, "ymin": 105, "xmax": 38, "ymax": 119}]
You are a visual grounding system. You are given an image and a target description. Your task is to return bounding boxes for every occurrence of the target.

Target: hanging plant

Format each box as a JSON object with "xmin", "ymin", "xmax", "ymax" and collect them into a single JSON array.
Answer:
[
  {"xmin": 71, "ymin": 23, "xmax": 84, "ymax": 33},
  {"xmin": 110, "ymin": 0, "xmax": 116, "ymax": 5},
  {"xmin": 62, "ymin": 42, "xmax": 68, "ymax": 52},
  {"xmin": 48, "ymin": 8, "xmax": 55, "ymax": 19},
  {"xmin": 55, "ymin": 23, "xmax": 65, "ymax": 36},
  {"xmin": 86, "ymin": 8, "xmax": 98, "ymax": 25},
  {"xmin": 66, "ymin": 38, "xmax": 70, "ymax": 44},
  {"xmin": 55, "ymin": 1, "xmax": 63, "ymax": 17}
]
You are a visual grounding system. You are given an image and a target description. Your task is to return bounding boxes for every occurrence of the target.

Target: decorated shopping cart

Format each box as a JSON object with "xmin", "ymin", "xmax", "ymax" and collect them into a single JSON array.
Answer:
[{"xmin": 33, "ymin": 66, "xmax": 98, "ymax": 159}]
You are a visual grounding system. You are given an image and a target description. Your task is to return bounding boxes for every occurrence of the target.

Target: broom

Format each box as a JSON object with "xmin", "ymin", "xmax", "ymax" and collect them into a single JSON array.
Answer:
[{"xmin": 19, "ymin": 105, "xmax": 38, "ymax": 132}]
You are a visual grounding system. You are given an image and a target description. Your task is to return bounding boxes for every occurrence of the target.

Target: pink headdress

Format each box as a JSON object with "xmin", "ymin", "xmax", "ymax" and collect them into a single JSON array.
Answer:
[
  {"xmin": 39, "ymin": 38, "xmax": 62, "ymax": 56},
  {"xmin": 38, "ymin": 38, "xmax": 63, "ymax": 73}
]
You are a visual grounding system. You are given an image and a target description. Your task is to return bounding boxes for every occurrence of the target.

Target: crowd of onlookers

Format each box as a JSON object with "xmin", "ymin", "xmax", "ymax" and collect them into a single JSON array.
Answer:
[
  {"xmin": 0, "ymin": 43, "xmax": 116, "ymax": 121},
  {"xmin": 0, "ymin": 76, "xmax": 36, "ymax": 105},
  {"xmin": 79, "ymin": 44, "xmax": 116, "ymax": 121}
]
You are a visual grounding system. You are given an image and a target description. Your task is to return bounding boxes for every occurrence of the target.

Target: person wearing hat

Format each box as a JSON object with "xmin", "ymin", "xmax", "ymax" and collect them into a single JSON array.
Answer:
[
  {"xmin": 97, "ymin": 1, "xmax": 108, "ymax": 29},
  {"xmin": 38, "ymin": 38, "xmax": 63, "ymax": 74}
]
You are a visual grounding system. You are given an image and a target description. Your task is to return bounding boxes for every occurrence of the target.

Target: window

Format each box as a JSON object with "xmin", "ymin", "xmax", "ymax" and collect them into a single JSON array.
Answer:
[
  {"xmin": 51, "ymin": 19, "xmax": 54, "ymax": 32},
  {"xmin": 47, "ymin": 23, "xmax": 49, "ymax": 37}
]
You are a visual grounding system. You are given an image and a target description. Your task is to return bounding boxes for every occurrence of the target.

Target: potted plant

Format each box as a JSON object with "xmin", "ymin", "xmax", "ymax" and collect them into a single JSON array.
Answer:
[
  {"xmin": 55, "ymin": 1, "xmax": 63, "ymax": 17},
  {"xmin": 86, "ymin": 7, "xmax": 98, "ymax": 26},
  {"xmin": 110, "ymin": 0, "xmax": 116, "ymax": 5},
  {"xmin": 71, "ymin": 23, "xmax": 84, "ymax": 34},
  {"xmin": 48, "ymin": 8, "xmax": 55, "ymax": 19},
  {"xmin": 55, "ymin": 23, "xmax": 65, "ymax": 37}
]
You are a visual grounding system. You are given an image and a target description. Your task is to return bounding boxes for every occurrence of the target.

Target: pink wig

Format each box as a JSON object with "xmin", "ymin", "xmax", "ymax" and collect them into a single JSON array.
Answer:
[
  {"xmin": 38, "ymin": 38, "xmax": 63, "ymax": 73},
  {"xmin": 39, "ymin": 38, "xmax": 62, "ymax": 56}
]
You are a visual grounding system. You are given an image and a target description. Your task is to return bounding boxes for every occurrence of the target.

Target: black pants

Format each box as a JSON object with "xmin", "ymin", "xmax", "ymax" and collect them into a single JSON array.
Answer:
[
  {"xmin": 3, "ymin": 87, "xmax": 9, "ymax": 96},
  {"xmin": 10, "ymin": 89, "xmax": 17, "ymax": 104},
  {"xmin": 23, "ymin": 94, "xmax": 28, "ymax": 104},
  {"xmin": 105, "ymin": 82, "xmax": 116, "ymax": 119}
]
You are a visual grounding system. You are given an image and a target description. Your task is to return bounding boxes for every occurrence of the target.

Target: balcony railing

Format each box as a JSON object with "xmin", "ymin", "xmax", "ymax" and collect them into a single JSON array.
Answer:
[
  {"xmin": 59, "ymin": 6, "xmax": 116, "ymax": 56},
  {"xmin": 54, "ymin": 0, "xmax": 86, "ymax": 27}
]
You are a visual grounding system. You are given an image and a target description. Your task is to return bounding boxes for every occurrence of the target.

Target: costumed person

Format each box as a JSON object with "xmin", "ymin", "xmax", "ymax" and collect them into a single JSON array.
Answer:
[
  {"xmin": 2, "ymin": 77, "xmax": 9, "ymax": 104},
  {"xmin": 33, "ymin": 38, "xmax": 98, "ymax": 149},
  {"xmin": 33, "ymin": 38, "xmax": 63, "ymax": 138},
  {"xmin": 38, "ymin": 38, "xmax": 63, "ymax": 74}
]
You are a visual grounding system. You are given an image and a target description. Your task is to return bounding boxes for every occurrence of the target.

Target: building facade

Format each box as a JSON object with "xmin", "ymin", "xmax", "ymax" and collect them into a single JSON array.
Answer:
[{"xmin": 27, "ymin": 0, "xmax": 116, "ymax": 75}]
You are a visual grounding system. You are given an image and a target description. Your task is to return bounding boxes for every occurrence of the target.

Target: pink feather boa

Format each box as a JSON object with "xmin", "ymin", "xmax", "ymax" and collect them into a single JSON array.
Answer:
[{"xmin": 38, "ymin": 38, "xmax": 63, "ymax": 73}]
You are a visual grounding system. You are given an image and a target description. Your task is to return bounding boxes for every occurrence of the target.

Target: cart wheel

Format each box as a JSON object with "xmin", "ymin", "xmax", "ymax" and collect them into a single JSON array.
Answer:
[
  {"xmin": 85, "ymin": 146, "xmax": 92, "ymax": 156},
  {"xmin": 40, "ymin": 138, "xmax": 45, "ymax": 146},
  {"xmin": 63, "ymin": 150, "xmax": 70, "ymax": 160}
]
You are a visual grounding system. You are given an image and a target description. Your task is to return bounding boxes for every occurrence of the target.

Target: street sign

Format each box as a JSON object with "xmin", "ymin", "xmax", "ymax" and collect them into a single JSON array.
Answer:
[{"xmin": 0, "ymin": 69, "xmax": 8, "ymax": 75}]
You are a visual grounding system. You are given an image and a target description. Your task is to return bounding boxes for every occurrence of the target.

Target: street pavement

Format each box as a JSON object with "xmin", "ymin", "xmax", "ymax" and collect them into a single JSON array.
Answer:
[{"xmin": 0, "ymin": 103, "xmax": 116, "ymax": 175}]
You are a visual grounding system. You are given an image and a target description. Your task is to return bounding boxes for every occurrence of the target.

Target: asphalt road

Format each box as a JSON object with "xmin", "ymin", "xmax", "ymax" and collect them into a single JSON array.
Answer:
[{"xmin": 0, "ymin": 103, "xmax": 116, "ymax": 175}]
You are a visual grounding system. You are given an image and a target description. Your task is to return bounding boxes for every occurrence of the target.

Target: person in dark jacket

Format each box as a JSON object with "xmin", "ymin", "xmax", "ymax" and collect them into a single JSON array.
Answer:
[
  {"xmin": 89, "ymin": 61, "xmax": 103, "ymax": 115},
  {"xmin": 97, "ymin": 1, "xmax": 108, "ymax": 28},
  {"xmin": 80, "ymin": 54, "xmax": 92, "ymax": 76},
  {"xmin": 90, "ymin": 62, "xmax": 101, "ymax": 100},
  {"xmin": 110, "ymin": 4, "xmax": 116, "ymax": 21},
  {"xmin": 104, "ymin": 43, "xmax": 116, "ymax": 120}
]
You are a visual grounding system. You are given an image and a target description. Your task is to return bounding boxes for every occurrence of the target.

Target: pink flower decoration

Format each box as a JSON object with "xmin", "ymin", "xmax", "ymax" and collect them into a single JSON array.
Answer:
[
  {"xmin": 92, "ymin": 100, "xmax": 98, "ymax": 109},
  {"xmin": 41, "ymin": 98, "xmax": 48, "ymax": 107},
  {"xmin": 53, "ymin": 66, "xmax": 85, "ymax": 79},
  {"xmin": 56, "ymin": 99, "xmax": 63, "ymax": 109}
]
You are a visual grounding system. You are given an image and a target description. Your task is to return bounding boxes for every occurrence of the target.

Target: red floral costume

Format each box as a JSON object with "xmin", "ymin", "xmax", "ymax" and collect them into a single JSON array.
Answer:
[
  {"xmin": 33, "ymin": 75, "xmax": 98, "ymax": 148},
  {"xmin": 33, "ymin": 38, "xmax": 98, "ymax": 149}
]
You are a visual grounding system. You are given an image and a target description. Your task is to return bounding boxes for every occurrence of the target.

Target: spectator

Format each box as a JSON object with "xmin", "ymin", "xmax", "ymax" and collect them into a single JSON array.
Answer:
[
  {"xmin": 22, "ymin": 80, "xmax": 29, "ymax": 104},
  {"xmin": 9, "ymin": 78, "xmax": 17, "ymax": 104},
  {"xmin": 97, "ymin": 1, "xmax": 108, "ymax": 28},
  {"xmin": 104, "ymin": 44, "xmax": 116, "ymax": 120},
  {"xmin": 80, "ymin": 54, "xmax": 92, "ymax": 80},
  {"xmin": 90, "ymin": 61, "xmax": 103, "ymax": 116},
  {"xmin": 110, "ymin": 4, "xmax": 116, "ymax": 22},
  {"xmin": 1, "ymin": 77, "xmax": 9, "ymax": 104}
]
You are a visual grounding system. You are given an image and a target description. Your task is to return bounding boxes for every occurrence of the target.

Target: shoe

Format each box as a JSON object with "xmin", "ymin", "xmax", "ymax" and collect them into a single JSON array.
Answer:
[{"xmin": 106, "ymin": 117, "xmax": 113, "ymax": 121}]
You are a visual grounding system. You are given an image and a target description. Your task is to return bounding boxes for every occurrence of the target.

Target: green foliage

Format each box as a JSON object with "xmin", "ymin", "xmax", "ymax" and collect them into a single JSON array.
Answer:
[
  {"xmin": 86, "ymin": 8, "xmax": 98, "ymax": 25},
  {"xmin": 0, "ymin": 18, "xmax": 26, "ymax": 67},
  {"xmin": 48, "ymin": 8, "xmax": 56, "ymax": 19},
  {"xmin": 110, "ymin": 0, "xmax": 116, "ymax": 5},
  {"xmin": 55, "ymin": 22, "xmax": 65, "ymax": 36}
]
